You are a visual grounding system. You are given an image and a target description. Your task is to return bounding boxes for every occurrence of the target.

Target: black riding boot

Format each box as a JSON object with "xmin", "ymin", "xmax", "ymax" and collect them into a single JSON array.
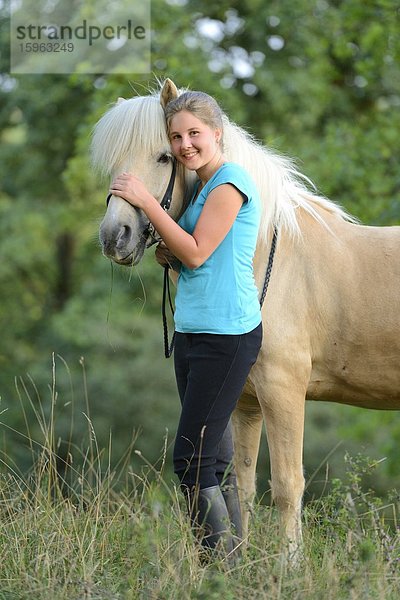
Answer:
[
  {"xmin": 187, "ymin": 485, "xmax": 236, "ymax": 563},
  {"xmin": 221, "ymin": 472, "xmax": 243, "ymax": 543}
]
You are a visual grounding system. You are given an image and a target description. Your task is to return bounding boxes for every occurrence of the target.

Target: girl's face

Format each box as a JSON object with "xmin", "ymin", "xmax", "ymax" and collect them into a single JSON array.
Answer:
[{"xmin": 168, "ymin": 110, "xmax": 221, "ymax": 172}]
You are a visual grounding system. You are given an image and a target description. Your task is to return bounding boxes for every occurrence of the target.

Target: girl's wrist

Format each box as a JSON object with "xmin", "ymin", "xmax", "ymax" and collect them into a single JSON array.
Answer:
[{"xmin": 141, "ymin": 192, "xmax": 158, "ymax": 213}]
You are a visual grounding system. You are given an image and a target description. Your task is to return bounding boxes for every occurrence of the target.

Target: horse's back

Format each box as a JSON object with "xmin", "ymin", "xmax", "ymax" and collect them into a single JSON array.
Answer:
[{"xmin": 256, "ymin": 212, "xmax": 400, "ymax": 409}]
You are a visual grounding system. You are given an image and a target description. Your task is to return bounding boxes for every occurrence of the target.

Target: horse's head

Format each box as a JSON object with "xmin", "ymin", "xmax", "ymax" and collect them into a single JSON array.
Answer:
[{"xmin": 92, "ymin": 79, "xmax": 191, "ymax": 265}]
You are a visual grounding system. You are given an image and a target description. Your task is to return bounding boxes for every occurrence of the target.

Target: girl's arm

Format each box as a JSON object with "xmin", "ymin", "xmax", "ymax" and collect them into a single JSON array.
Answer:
[{"xmin": 110, "ymin": 173, "xmax": 243, "ymax": 269}]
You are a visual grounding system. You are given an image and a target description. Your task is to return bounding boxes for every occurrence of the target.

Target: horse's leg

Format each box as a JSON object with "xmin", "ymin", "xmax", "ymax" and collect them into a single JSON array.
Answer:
[
  {"xmin": 256, "ymin": 377, "xmax": 306, "ymax": 561},
  {"xmin": 231, "ymin": 392, "xmax": 263, "ymax": 540}
]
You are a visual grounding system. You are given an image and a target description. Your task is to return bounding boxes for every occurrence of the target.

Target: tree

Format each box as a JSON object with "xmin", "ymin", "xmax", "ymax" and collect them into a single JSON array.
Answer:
[{"xmin": 0, "ymin": 0, "xmax": 399, "ymax": 493}]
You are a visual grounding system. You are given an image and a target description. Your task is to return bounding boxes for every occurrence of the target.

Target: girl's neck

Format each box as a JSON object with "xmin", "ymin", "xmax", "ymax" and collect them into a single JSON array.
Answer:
[{"xmin": 196, "ymin": 152, "xmax": 226, "ymax": 185}]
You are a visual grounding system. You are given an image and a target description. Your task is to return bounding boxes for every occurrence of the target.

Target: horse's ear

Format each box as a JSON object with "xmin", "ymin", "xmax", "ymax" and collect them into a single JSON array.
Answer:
[{"xmin": 160, "ymin": 79, "xmax": 179, "ymax": 109}]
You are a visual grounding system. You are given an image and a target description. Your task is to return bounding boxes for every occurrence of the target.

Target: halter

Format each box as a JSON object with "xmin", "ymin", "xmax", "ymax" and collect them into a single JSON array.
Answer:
[
  {"xmin": 146, "ymin": 158, "xmax": 177, "ymax": 243},
  {"xmin": 105, "ymin": 158, "xmax": 177, "ymax": 244}
]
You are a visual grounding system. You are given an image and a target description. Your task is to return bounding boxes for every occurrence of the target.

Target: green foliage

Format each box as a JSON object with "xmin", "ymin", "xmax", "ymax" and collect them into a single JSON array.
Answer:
[{"xmin": 0, "ymin": 0, "xmax": 399, "ymax": 499}]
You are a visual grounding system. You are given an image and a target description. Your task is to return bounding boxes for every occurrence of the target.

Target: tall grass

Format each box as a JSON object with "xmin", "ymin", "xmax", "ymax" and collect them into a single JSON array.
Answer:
[{"xmin": 0, "ymin": 358, "xmax": 399, "ymax": 599}]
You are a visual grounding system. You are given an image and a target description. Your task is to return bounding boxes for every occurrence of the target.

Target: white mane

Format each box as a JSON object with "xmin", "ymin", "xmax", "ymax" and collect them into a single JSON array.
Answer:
[
  {"xmin": 92, "ymin": 89, "xmax": 355, "ymax": 243},
  {"xmin": 91, "ymin": 95, "xmax": 171, "ymax": 175},
  {"xmin": 221, "ymin": 116, "xmax": 356, "ymax": 242}
]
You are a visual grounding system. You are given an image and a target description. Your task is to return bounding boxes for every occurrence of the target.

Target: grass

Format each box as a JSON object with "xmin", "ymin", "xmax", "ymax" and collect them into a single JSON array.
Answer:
[
  {"xmin": 0, "ymin": 361, "xmax": 399, "ymax": 599},
  {"xmin": 0, "ymin": 451, "xmax": 399, "ymax": 600}
]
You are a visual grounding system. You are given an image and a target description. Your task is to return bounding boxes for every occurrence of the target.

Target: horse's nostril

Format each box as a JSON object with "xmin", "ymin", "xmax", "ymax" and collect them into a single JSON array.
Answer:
[
  {"xmin": 116, "ymin": 225, "xmax": 132, "ymax": 248},
  {"xmin": 122, "ymin": 225, "xmax": 131, "ymax": 239}
]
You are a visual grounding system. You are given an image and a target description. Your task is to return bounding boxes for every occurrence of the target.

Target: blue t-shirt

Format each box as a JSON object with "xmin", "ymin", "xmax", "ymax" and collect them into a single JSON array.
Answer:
[{"xmin": 174, "ymin": 162, "xmax": 261, "ymax": 334}]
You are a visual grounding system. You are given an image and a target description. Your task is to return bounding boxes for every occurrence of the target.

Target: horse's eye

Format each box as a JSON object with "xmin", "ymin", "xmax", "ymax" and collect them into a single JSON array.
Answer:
[{"xmin": 157, "ymin": 154, "xmax": 170, "ymax": 164}]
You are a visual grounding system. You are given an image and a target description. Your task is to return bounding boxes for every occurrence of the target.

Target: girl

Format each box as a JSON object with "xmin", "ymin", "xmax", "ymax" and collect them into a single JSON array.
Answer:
[{"xmin": 110, "ymin": 89, "xmax": 262, "ymax": 561}]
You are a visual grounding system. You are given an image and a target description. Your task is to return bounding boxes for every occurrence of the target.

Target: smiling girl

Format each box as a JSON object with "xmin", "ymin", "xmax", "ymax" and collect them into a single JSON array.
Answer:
[{"xmin": 110, "ymin": 89, "xmax": 262, "ymax": 563}]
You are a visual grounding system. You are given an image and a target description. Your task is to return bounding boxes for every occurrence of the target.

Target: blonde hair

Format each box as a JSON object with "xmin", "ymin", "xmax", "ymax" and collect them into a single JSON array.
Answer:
[{"xmin": 164, "ymin": 91, "xmax": 224, "ymax": 146}]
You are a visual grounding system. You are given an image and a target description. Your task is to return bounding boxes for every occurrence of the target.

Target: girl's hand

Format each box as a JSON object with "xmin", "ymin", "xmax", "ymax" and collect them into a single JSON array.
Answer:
[
  {"xmin": 109, "ymin": 173, "xmax": 152, "ymax": 209},
  {"xmin": 155, "ymin": 242, "xmax": 181, "ymax": 273}
]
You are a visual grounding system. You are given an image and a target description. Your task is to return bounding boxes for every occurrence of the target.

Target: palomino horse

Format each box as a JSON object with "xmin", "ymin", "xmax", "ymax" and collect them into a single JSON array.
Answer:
[{"xmin": 92, "ymin": 79, "xmax": 400, "ymax": 557}]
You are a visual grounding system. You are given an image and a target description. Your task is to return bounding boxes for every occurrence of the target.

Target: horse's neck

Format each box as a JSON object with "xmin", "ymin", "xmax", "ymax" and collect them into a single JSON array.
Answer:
[{"xmin": 254, "ymin": 204, "xmax": 348, "ymax": 279}]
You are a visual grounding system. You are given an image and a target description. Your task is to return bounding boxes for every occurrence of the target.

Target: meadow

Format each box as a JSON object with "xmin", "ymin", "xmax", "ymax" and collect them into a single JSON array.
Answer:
[{"xmin": 0, "ymin": 370, "xmax": 399, "ymax": 600}]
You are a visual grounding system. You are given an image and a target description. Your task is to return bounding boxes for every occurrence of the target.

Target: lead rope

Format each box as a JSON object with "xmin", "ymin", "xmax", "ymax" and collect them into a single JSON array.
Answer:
[
  {"xmin": 162, "ymin": 265, "xmax": 176, "ymax": 358},
  {"xmin": 161, "ymin": 227, "xmax": 278, "ymax": 358},
  {"xmin": 259, "ymin": 227, "xmax": 278, "ymax": 307}
]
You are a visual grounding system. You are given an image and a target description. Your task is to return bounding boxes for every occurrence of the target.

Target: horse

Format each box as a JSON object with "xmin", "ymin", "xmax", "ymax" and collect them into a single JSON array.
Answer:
[{"xmin": 91, "ymin": 78, "xmax": 400, "ymax": 558}]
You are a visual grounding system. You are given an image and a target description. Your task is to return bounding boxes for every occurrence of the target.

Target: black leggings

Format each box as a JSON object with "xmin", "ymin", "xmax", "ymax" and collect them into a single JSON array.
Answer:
[{"xmin": 173, "ymin": 323, "xmax": 262, "ymax": 489}]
